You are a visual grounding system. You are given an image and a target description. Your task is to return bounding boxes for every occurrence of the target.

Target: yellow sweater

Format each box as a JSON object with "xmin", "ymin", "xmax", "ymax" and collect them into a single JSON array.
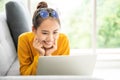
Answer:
[{"xmin": 18, "ymin": 32, "xmax": 70, "ymax": 75}]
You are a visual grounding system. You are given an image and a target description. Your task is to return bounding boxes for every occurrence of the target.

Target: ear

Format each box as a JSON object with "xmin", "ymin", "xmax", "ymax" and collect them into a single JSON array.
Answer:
[{"xmin": 32, "ymin": 26, "xmax": 37, "ymax": 34}]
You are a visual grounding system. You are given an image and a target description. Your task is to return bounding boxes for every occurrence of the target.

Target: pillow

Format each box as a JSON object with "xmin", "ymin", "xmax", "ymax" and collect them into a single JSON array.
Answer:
[
  {"xmin": 0, "ymin": 13, "xmax": 17, "ymax": 76},
  {"xmin": 6, "ymin": 1, "xmax": 31, "ymax": 49}
]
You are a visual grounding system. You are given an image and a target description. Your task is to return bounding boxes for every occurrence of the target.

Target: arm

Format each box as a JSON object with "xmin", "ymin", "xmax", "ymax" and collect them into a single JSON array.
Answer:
[{"xmin": 18, "ymin": 35, "xmax": 39, "ymax": 75}]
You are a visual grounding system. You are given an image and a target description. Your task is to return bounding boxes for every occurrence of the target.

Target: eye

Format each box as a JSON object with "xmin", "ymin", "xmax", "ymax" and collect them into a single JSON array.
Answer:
[
  {"xmin": 42, "ymin": 32, "xmax": 48, "ymax": 35},
  {"xmin": 53, "ymin": 31, "xmax": 58, "ymax": 34}
]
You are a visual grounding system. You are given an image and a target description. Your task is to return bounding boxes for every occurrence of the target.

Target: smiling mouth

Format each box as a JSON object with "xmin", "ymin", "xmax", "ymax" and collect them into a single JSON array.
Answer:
[{"xmin": 44, "ymin": 41, "xmax": 53, "ymax": 45}]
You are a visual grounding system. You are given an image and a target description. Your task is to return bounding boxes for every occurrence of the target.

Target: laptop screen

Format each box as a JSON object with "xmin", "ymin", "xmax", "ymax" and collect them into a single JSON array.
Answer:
[{"xmin": 36, "ymin": 54, "xmax": 97, "ymax": 75}]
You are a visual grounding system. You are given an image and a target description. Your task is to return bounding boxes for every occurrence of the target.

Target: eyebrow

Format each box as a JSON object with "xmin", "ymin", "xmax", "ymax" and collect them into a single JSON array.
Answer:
[{"xmin": 41, "ymin": 29, "xmax": 59, "ymax": 32}]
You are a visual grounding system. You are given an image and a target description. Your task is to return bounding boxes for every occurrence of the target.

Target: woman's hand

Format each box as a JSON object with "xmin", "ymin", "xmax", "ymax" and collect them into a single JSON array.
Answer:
[
  {"xmin": 45, "ymin": 40, "xmax": 57, "ymax": 56},
  {"xmin": 33, "ymin": 36, "xmax": 45, "ymax": 56}
]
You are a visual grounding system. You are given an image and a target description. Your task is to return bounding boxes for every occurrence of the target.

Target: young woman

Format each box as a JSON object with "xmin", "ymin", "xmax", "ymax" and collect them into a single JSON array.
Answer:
[{"xmin": 18, "ymin": 1, "xmax": 70, "ymax": 75}]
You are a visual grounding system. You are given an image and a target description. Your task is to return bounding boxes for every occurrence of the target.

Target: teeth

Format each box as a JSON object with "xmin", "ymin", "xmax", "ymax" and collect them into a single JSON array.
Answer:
[{"xmin": 46, "ymin": 42, "xmax": 53, "ymax": 45}]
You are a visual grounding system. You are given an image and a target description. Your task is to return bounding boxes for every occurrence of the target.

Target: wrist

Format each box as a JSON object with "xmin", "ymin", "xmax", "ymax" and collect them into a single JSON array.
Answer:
[
  {"xmin": 38, "ymin": 51, "xmax": 45, "ymax": 56},
  {"xmin": 45, "ymin": 52, "xmax": 52, "ymax": 56}
]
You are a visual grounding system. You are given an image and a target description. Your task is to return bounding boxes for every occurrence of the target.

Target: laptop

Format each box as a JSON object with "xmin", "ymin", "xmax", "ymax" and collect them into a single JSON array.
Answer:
[{"xmin": 36, "ymin": 54, "xmax": 97, "ymax": 75}]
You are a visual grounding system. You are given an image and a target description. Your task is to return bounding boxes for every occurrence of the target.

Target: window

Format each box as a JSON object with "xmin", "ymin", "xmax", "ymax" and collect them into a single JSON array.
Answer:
[
  {"xmin": 97, "ymin": 0, "xmax": 120, "ymax": 48},
  {"xmin": 96, "ymin": 0, "xmax": 120, "ymax": 68},
  {"xmin": 0, "ymin": 0, "xmax": 9, "ymax": 12}
]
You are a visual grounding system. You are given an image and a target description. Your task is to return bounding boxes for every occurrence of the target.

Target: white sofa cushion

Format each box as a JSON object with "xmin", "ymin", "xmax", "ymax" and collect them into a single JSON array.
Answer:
[
  {"xmin": 0, "ymin": 13, "xmax": 17, "ymax": 76},
  {"xmin": 7, "ymin": 58, "xmax": 19, "ymax": 75}
]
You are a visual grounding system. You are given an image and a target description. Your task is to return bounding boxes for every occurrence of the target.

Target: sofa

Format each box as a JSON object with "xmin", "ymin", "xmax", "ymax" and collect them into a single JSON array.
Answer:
[{"xmin": 0, "ymin": 1, "xmax": 31, "ymax": 76}]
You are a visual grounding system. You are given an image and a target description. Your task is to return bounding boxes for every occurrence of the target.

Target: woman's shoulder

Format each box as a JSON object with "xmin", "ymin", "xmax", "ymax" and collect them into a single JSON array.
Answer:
[
  {"xmin": 57, "ymin": 33, "xmax": 70, "ymax": 48},
  {"xmin": 59, "ymin": 33, "xmax": 68, "ymax": 40},
  {"xmin": 19, "ymin": 32, "xmax": 33, "ymax": 37},
  {"xmin": 18, "ymin": 32, "xmax": 34, "ymax": 40}
]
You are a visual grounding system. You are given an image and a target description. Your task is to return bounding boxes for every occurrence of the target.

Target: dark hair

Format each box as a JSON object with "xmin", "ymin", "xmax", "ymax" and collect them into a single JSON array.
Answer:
[{"xmin": 32, "ymin": 1, "xmax": 60, "ymax": 29}]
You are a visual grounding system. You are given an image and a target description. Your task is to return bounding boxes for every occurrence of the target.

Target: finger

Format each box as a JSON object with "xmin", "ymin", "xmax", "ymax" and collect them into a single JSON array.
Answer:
[
  {"xmin": 53, "ymin": 40, "xmax": 57, "ymax": 49},
  {"xmin": 33, "ymin": 36, "xmax": 37, "ymax": 42},
  {"xmin": 54, "ymin": 40, "xmax": 57, "ymax": 45},
  {"xmin": 33, "ymin": 37, "xmax": 42, "ymax": 48},
  {"xmin": 33, "ymin": 37, "xmax": 37, "ymax": 47},
  {"xmin": 33, "ymin": 36, "xmax": 38, "ymax": 44},
  {"xmin": 33, "ymin": 40, "xmax": 39, "ymax": 48}
]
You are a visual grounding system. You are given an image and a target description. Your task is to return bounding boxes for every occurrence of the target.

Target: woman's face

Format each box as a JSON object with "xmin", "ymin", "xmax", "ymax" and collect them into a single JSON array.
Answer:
[{"xmin": 33, "ymin": 18, "xmax": 60, "ymax": 49}]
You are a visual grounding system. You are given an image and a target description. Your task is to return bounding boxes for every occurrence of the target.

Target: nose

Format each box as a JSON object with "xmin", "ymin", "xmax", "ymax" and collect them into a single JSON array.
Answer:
[{"xmin": 47, "ymin": 34, "xmax": 54, "ymax": 41}]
